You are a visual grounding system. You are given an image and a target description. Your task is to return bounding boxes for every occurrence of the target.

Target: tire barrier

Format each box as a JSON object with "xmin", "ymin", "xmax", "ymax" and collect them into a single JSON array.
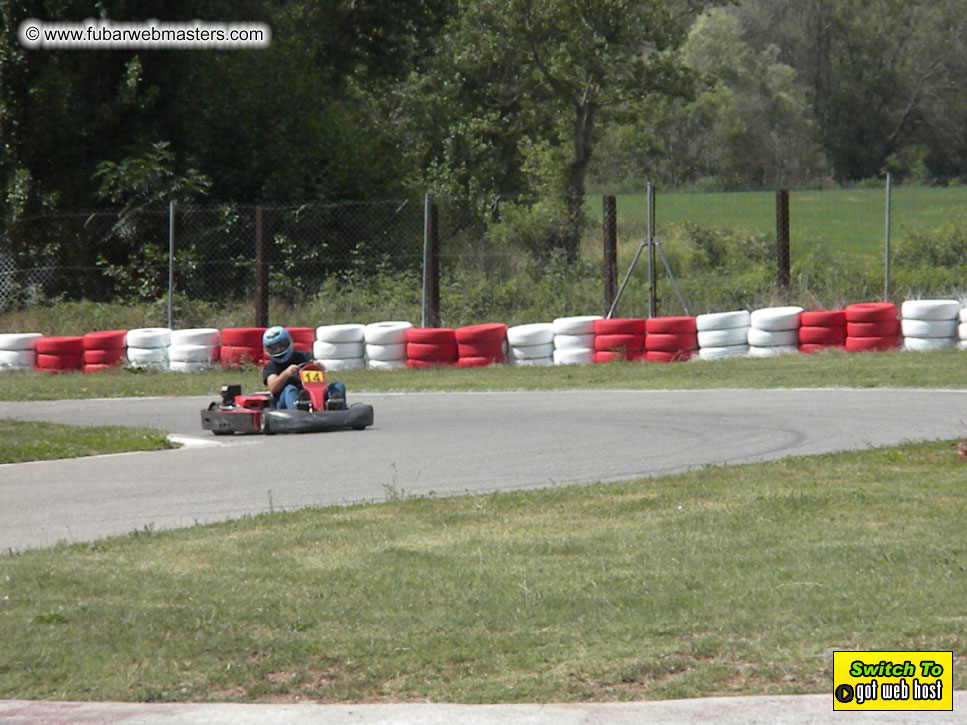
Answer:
[
  {"xmin": 0, "ymin": 332, "xmax": 40, "ymax": 370},
  {"xmin": 406, "ymin": 328, "xmax": 458, "ymax": 367},
  {"xmin": 900, "ymin": 299, "xmax": 959, "ymax": 351},
  {"xmin": 844, "ymin": 302, "xmax": 900, "ymax": 352},
  {"xmin": 696, "ymin": 310, "xmax": 750, "ymax": 361},
  {"xmin": 748, "ymin": 306, "xmax": 802, "ymax": 358},
  {"xmin": 218, "ymin": 327, "xmax": 265, "ymax": 367},
  {"xmin": 508, "ymin": 323, "xmax": 554, "ymax": 366},
  {"xmin": 959, "ymin": 308, "xmax": 967, "ymax": 352},
  {"xmin": 34, "ymin": 336, "xmax": 85, "ymax": 372},
  {"xmin": 593, "ymin": 318, "xmax": 646, "ymax": 363},
  {"xmin": 167, "ymin": 328, "xmax": 220, "ymax": 370},
  {"xmin": 364, "ymin": 321, "xmax": 412, "ymax": 369},
  {"xmin": 797, "ymin": 310, "xmax": 846, "ymax": 353},
  {"xmin": 82, "ymin": 329, "xmax": 128, "ymax": 372},
  {"xmin": 314, "ymin": 323, "xmax": 366, "ymax": 370},
  {"xmin": 288, "ymin": 327, "xmax": 316, "ymax": 354},
  {"xmin": 645, "ymin": 316, "xmax": 696, "ymax": 362},
  {"xmin": 551, "ymin": 315, "xmax": 599, "ymax": 365},
  {"xmin": 456, "ymin": 323, "xmax": 507, "ymax": 367}
]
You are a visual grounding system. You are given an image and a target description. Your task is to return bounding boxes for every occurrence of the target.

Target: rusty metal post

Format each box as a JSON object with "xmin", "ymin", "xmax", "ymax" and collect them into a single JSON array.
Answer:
[
  {"xmin": 603, "ymin": 195, "xmax": 617, "ymax": 317},
  {"xmin": 255, "ymin": 205, "xmax": 268, "ymax": 327},
  {"xmin": 421, "ymin": 194, "xmax": 440, "ymax": 328},
  {"xmin": 776, "ymin": 189, "xmax": 790, "ymax": 301}
]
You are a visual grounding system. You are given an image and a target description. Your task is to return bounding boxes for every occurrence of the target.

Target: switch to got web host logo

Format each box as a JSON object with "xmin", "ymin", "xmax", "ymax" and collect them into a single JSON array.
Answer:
[{"xmin": 833, "ymin": 651, "xmax": 952, "ymax": 711}]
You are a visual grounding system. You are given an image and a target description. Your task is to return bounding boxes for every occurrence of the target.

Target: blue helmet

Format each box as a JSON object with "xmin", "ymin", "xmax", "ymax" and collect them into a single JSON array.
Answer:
[{"xmin": 262, "ymin": 326, "xmax": 293, "ymax": 364}]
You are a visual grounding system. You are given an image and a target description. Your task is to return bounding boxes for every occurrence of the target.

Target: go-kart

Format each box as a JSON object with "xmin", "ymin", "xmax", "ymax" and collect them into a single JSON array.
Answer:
[{"xmin": 200, "ymin": 362, "xmax": 374, "ymax": 435}]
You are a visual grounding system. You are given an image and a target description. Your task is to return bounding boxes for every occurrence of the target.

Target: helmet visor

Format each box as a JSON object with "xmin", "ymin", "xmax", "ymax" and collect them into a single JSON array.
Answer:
[{"xmin": 265, "ymin": 339, "xmax": 290, "ymax": 357}]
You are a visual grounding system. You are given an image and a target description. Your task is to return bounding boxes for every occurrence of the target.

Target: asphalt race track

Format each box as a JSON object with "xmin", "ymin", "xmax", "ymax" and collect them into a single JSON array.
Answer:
[{"xmin": 2, "ymin": 387, "xmax": 966, "ymax": 552}]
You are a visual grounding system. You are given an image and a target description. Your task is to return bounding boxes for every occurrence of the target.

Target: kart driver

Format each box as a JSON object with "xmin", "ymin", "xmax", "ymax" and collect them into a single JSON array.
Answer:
[{"xmin": 262, "ymin": 326, "xmax": 346, "ymax": 410}]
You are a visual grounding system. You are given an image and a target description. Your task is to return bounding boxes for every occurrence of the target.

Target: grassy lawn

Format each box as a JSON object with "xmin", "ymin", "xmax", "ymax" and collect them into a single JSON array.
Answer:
[
  {"xmin": 2, "ymin": 347, "xmax": 967, "ymax": 401},
  {"xmin": 0, "ymin": 419, "xmax": 175, "ymax": 464},
  {"xmin": 601, "ymin": 185, "xmax": 967, "ymax": 258},
  {"xmin": 1, "ymin": 439, "xmax": 964, "ymax": 703}
]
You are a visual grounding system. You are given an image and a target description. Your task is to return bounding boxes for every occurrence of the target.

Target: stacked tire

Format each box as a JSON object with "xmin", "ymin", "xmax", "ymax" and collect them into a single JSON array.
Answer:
[
  {"xmin": 507, "ymin": 323, "xmax": 554, "ymax": 366},
  {"xmin": 696, "ymin": 311, "xmax": 750, "ymax": 361},
  {"xmin": 288, "ymin": 327, "xmax": 316, "ymax": 355},
  {"xmin": 552, "ymin": 316, "xmax": 600, "ymax": 365},
  {"xmin": 83, "ymin": 330, "xmax": 127, "ymax": 372},
  {"xmin": 456, "ymin": 323, "xmax": 507, "ymax": 368},
  {"xmin": 845, "ymin": 303, "xmax": 900, "ymax": 352},
  {"xmin": 168, "ymin": 328, "xmax": 220, "ymax": 373},
  {"xmin": 315, "ymin": 324, "xmax": 367, "ymax": 371},
  {"xmin": 798, "ymin": 310, "xmax": 847, "ymax": 354},
  {"xmin": 219, "ymin": 328, "xmax": 265, "ymax": 367},
  {"xmin": 748, "ymin": 306, "xmax": 802, "ymax": 358},
  {"xmin": 645, "ymin": 316, "xmax": 697, "ymax": 362},
  {"xmin": 0, "ymin": 333, "xmax": 40, "ymax": 371},
  {"xmin": 593, "ymin": 318, "xmax": 647, "ymax": 363},
  {"xmin": 364, "ymin": 321, "xmax": 411, "ymax": 369},
  {"xmin": 901, "ymin": 299, "xmax": 959, "ymax": 352},
  {"xmin": 35, "ymin": 336, "xmax": 85, "ymax": 372},
  {"xmin": 406, "ymin": 328, "xmax": 458, "ymax": 368},
  {"xmin": 126, "ymin": 328, "xmax": 171, "ymax": 369},
  {"xmin": 959, "ymin": 308, "xmax": 967, "ymax": 352}
]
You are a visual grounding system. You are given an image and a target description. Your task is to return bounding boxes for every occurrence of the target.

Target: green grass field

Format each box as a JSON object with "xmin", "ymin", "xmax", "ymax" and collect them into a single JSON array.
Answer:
[{"xmin": 594, "ymin": 185, "xmax": 967, "ymax": 258}]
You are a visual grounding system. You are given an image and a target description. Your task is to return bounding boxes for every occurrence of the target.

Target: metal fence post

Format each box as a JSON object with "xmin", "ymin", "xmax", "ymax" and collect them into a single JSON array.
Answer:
[
  {"xmin": 421, "ymin": 194, "xmax": 440, "ymax": 328},
  {"xmin": 602, "ymin": 195, "xmax": 617, "ymax": 317},
  {"xmin": 776, "ymin": 189, "xmax": 790, "ymax": 301},
  {"xmin": 168, "ymin": 200, "xmax": 175, "ymax": 330},
  {"xmin": 255, "ymin": 205, "xmax": 268, "ymax": 327},
  {"xmin": 647, "ymin": 182, "xmax": 656, "ymax": 318},
  {"xmin": 884, "ymin": 172, "xmax": 892, "ymax": 299}
]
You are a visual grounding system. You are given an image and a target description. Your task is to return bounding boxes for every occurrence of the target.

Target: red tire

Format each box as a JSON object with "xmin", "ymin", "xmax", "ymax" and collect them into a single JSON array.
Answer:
[
  {"xmin": 645, "ymin": 332, "xmax": 698, "ymax": 352},
  {"xmin": 455, "ymin": 323, "xmax": 507, "ymax": 343},
  {"xmin": 83, "ymin": 330, "xmax": 127, "ymax": 350},
  {"xmin": 407, "ymin": 328, "xmax": 457, "ymax": 344},
  {"xmin": 287, "ymin": 327, "xmax": 315, "ymax": 346},
  {"xmin": 405, "ymin": 359, "xmax": 454, "ymax": 368},
  {"xmin": 83, "ymin": 348, "xmax": 126, "ymax": 365},
  {"xmin": 594, "ymin": 350, "xmax": 647, "ymax": 363},
  {"xmin": 35, "ymin": 336, "xmax": 85, "ymax": 355},
  {"xmin": 845, "ymin": 335, "xmax": 901, "ymax": 352},
  {"xmin": 456, "ymin": 356, "xmax": 498, "ymax": 368},
  {"xmin": 593, "ymin": 318, "xmax": 647, "ymax": 335},
  {"xmin": 798, "ymin": 326, "xmax": 846, "ymax": 345},
  {"xmin": 220, "ymin": 345, "xmax": 264, "ymax": 366},
  {"xmin": 220, "ymin": 328, "xmax": 266, "ymax": 347},
  {"xmin": 845, "ymin": 302, "xmax": 898, "ymax": 323},
  {"xmin": 846, "ymin": 320, "xmax": 900, "ymax": 337},
  {"xmin": 645, "ymin": 316, "xmax": 696, "ymax": 334},
  {"xmin": 799, "ymin": 310, "xmax": 846, "ymax": 327},
  {"xmin": 458, "ymin": 339, "xmax": 505, "ymax": 360},
  {"xmin": 646, "ymin": 350, "xmax": 693, "ymax": 363},
  {"xmin": 36, "ymin": 352, "xmax": 84, "ymax": 370},
  {"xmin": 594, "ymin": 333, "xmax": 646, "ymax": 351},
  {"xmin": 407, "ymin": 342, "xmax": 458, "ymax": 362},
  {"xmin": 799, "ymin": 343, "xmax": 845, "ymax": 354},
  {"xmin": 83, "ymin": 364, "xmax": 114, "ymax": 373}
]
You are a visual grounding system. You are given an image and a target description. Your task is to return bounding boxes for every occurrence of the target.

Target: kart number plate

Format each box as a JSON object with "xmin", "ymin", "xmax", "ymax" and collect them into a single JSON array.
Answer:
[{"xmin": 301, "ymin": 369, "xmax": 325, "ymax": 383}]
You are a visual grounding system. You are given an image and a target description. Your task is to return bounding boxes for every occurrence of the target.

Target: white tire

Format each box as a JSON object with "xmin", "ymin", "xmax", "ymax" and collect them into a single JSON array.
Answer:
[
  {"xmin": 169, "ymin": 328, "xmax": 220, "ymax": 346},
  {"xmin": 316, "ymin": 323, "xmax": 365, "ymax": 343},
  {"xmin": 126, "ymin": 327, "xmax": 171, "ymax": 348},
  {"xmin": 126, "ymin": 346, "xmax": 168, "ymax": 364},
  {"xmin": 551, "ymin": 315, "xmax": 601, "ymax": 335},
  {"xmin": 168, "ymin": 344, "xmax": 218, "ymax": 363},
  {"xmin": 316, "ymin": 357, "xmax": 366, "ymax": 371},
  {"xmin": 749, "ymin": 306, "xmax": 803, "ymax": 331},
  {"xmin": 698, "ymin": 327, "xmax": 749, "ymax": 348},
  {"xmin": 513, "ymin": 356, "xmax": 553, "ymax": 366},
  {"xmin": 368, "ymin": 358, "xmax": 406, "ymax": 370},
  {"xmin": 748, "ymin": 344, "xmax": 798, "ymax": 358},
  {"xmin": 901, "ymin": 319, "xmax": 957, "ymax": 339},
  {"xmin": 510, "ymin": 342, "xmax": 555, "ymax": 360},
  {"xmin": 0, "ymin": 349, "xmax": 35, "ymax": 367},
  {"xmin": 959, "ymin": 340, "xmax": 967, "ymax": 351},
  {"xmin": 553, "ymin": 347, "xmax": 593, "ymax": 365},
  {"xmin": 0, "ymin": 332, "xmax": 41, "ymax": 351},
  {"xmin": 959, "ymin": 308, "xmax": 967, "ymax": 324},
  {"xmin": 168, "ymin": 360, "xmax": 211, "ymax": 373},
  {"xmin": 698, "ymin": 345, "xmax": 749, "ymax": 361},
  {"xmin": 901, "ymin": 299, "xmax": 960, "ymax": 321},
  {"xmin": 904, "ymin": 337, "xmax": 955, "ymax": 352},
  {"xmin": 313, "ymin": 340, "xmax": 365, "ymax": 359},
  {"xmin": 554, "ymin": 333, "xmax": 595, "ymax": 349},
  {"xmin": 747, "ymin": 328, "xmax": 799, "ymax": 347},
  {"xmin": 366, "ymin": 343, "xmax": 406, "ymax": 361},
  {"xmin": 364, "ymin": 321, "xmax": 412, "ymax": 345},
  {"xmin": 507, "ymin": 323, "xmax": 554, "ymax": 346},
  {"xmin": 959, "ymin": 322, "xmax": 967, "ymax": 341},
  {"xmin": 696, "ymin": 310, "xmax": 751, "ymax": 331}
]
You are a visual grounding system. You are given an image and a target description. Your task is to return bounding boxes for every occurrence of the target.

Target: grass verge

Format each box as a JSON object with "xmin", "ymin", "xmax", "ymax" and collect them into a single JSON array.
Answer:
[
  {"xmin": 0, "ymin": 419, "xmax": 175, "ymax": 464},
  {"xmin": 2, "ymin": 347, "xmax": 967, "ymax": 401},
  {"xmin": 1, "ymin": 440, "xmax": 965, "ymax": 703}
]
